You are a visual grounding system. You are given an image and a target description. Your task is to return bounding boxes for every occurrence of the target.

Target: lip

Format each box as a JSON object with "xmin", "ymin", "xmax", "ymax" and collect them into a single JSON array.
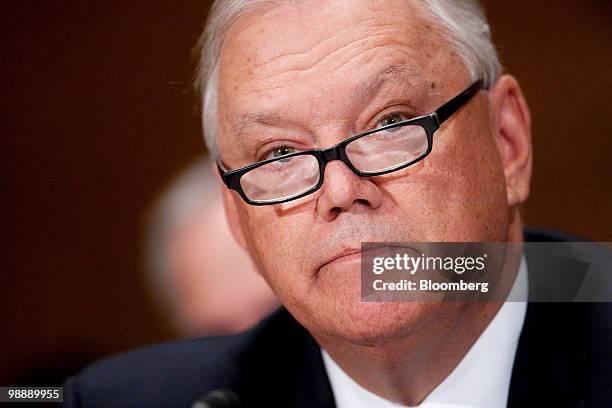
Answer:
[
  {"xmin": 322, "ymin": 248, "xmax": 363, "ymax": 269},
  {"xmin": 318, "ymin": 243, "xmax": 393, "ymax": 272}
]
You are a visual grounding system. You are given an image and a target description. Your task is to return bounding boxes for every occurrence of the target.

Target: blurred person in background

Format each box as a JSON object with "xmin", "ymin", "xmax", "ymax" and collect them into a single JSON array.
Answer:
[{"xmin": 145, "ymin": 156, "xmax": 278, "ymax": 336}]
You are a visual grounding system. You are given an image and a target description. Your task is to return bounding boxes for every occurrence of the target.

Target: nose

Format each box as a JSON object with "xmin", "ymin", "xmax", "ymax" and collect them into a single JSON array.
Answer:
[{"xmin": 315, "ymin": 160, "xmax": 382, "ymax": 221}]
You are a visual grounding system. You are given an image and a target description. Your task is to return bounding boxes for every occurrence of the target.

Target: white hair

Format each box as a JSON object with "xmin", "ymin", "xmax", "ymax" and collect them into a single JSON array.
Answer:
[{"xmin": 194, "ymin": 0, "xmax": 502, "ymax": 158}]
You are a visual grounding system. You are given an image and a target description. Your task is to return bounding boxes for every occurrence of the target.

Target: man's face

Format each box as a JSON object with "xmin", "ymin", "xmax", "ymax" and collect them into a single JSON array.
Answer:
[{"xmin": 217, "ymin": 0, "xmax": 511, "ymax": 343}]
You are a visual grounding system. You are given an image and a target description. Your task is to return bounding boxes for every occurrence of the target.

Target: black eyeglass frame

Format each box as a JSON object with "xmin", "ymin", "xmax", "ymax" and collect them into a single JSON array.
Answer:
[{"xmin": 217, "ymin": 79, "xmax": 484, "ymax": 206}]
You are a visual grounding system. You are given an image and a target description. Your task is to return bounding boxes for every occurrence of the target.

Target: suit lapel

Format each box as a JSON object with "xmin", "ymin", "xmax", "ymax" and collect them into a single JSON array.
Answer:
[
  {"xmin": 238, "ymin": 308, "xmax": 336, "ymax": 407},
  {"xmin": 508, "ymin": 232, "xmax": 588, "ymax": 407},
  {"xmin": 508, "ymin": 302, "xmax": 586, "ymax": 407}
]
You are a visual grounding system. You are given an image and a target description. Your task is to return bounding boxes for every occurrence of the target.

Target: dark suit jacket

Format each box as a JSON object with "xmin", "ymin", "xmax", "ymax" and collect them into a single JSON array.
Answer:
[{"xmin": 62, "ymin": 230, "xmax": 612, "ymax": 407}]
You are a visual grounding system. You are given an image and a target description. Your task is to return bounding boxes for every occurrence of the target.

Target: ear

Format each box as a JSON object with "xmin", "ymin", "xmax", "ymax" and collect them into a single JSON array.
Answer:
[
  {"xmin": 488, "ymin": 75, "xmax": 533, "ymax": 207},
  {"xmin": 211, "ymin": 160, "xmax": 248, "ymax": 249}
]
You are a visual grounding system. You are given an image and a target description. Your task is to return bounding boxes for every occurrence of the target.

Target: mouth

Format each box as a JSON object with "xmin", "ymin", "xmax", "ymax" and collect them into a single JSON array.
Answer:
[
  {"xmin": 322, "ymin": 248, "xmax": 363, "ymax": 268},
  {"xmin": 318, "ymin": 243, "xmax": 399, "ymax": 273}
]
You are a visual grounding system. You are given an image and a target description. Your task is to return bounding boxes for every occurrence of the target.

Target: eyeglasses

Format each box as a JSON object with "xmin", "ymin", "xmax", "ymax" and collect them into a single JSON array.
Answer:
[{"xmin": 218, "ymin": 80, "xmax": 483, "ymax": 206}]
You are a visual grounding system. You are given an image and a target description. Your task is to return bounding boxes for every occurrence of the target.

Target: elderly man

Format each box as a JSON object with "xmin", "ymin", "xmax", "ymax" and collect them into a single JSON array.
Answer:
[{"xmin": 63, "ymin": 1, "xmax": 611, "ymax": 407}]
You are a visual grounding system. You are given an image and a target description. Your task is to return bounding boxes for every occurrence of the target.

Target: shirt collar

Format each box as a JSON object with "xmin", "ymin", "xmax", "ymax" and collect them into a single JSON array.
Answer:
[{"xmin": 322, "ymin": 256, "xmax": 528, "ymax": 408}]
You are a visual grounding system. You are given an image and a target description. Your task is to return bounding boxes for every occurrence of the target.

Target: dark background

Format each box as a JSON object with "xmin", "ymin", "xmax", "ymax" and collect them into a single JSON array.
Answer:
[{"xmin": 2, "ymin": 1, "xmax": 611, "ymax": 386}]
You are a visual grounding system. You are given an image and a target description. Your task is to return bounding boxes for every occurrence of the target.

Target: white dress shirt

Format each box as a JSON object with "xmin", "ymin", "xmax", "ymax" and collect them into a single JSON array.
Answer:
[{"xmin": 322, "ymin": 256, "xmax": 529, "ymax": 408}]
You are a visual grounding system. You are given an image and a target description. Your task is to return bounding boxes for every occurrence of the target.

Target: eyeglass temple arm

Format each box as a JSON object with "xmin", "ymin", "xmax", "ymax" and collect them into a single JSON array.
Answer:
[
  {"xmin": 216, "ymin": 160, "xmax": 233, "ymax": 188},
  {"xmin": 434, "ymin": 79, "xmax": 483, "ymax": 125}
]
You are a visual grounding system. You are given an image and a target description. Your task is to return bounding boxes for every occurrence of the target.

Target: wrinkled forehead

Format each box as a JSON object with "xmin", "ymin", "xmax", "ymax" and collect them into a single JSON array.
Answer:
[
  {"xmin": 217, "ymin": 0, "xmax": 465, "ymax": 147},
  {"xmin": 221, "ymin": 0, "xmax": 458, "ymax": 86}
]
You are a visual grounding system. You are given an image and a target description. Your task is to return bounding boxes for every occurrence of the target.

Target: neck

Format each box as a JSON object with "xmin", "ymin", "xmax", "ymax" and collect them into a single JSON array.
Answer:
[
  {"xmin": 317, "ymin": 304, "xmax": 502, "ymax": 405},
  {"xmin": 316, "ymin": 218, "xmax": 525, "ymax": 405}
]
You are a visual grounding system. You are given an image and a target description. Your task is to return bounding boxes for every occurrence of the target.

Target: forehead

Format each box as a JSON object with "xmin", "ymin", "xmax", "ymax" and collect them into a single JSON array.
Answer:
[
  {"xmin": 217, "ymin": 0, "xmax": 464, "ymax": 145},
  {"xmin": 223, "ymin": 0, "xmax": 451, "ymax": 80}
]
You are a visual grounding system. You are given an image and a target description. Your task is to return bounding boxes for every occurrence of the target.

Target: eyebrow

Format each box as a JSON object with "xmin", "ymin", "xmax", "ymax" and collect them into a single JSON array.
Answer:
[
  {"xmin": 351, "ymin": 63, "xmax": 420, "ymax": 100},
  {"xmin": 230, "ymin": 63, "xmax": 421, "ymax": 141},
  {"xmin": 232, "ymin": 111, "xmax": 283, "ymax": 142}
]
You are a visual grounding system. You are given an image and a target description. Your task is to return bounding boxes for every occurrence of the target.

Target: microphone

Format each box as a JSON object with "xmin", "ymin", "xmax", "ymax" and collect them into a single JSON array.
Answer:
[{"xmin": 191, "ymin": 389, "xmax": 242, "ymax": 408}]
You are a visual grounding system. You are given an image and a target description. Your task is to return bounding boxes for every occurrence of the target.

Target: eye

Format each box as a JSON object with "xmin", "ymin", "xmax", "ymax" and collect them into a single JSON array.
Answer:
[
  {"xmin": 265, "ymin": 146, "xmax": 296, "ymax": 162},
  {"xmin": 376, "ymin": 113, "xmax": 407, "ymax": 129}
]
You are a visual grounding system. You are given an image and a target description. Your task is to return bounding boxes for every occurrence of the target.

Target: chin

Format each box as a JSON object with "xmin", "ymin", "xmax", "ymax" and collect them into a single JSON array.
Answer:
[
  {"xmin": 286, "ymin": 263, "xmax": 458, "ymax": 347},
  {"xmin": 338, "ymin": 301, "xmax": 439, "ymax": 346},
  {"xmin": 297, "ymin": 286, "xmax": 445, "ymax": 347}
]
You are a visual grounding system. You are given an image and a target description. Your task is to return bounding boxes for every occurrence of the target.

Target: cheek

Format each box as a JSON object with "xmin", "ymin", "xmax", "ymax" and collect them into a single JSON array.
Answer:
[
  {"xmin": 435, "ymin": 124, "xmax": 508, "ymax": 238},
  {"xmin": 385, "ymin": 120, "xmax": 508, "ymax": 241},
  {"xmin": 238, "ymin": 206, "xmax": 314, "ymax": 296}
]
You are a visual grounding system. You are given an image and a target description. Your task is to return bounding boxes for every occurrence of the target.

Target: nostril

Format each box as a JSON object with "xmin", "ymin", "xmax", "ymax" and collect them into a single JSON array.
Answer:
[
  {"xmin": 330, "ymin": 207, "xmax": 341, "ymax": 217},
  {"xmin": 328, "ymin": 199, "xmax": 367, "ymax": 219}
]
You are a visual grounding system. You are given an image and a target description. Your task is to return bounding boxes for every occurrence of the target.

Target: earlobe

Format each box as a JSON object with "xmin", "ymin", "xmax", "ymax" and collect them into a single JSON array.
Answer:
[{"xmin": 489, "ymin": 75, "xmax": 533, "ymax": 207}]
